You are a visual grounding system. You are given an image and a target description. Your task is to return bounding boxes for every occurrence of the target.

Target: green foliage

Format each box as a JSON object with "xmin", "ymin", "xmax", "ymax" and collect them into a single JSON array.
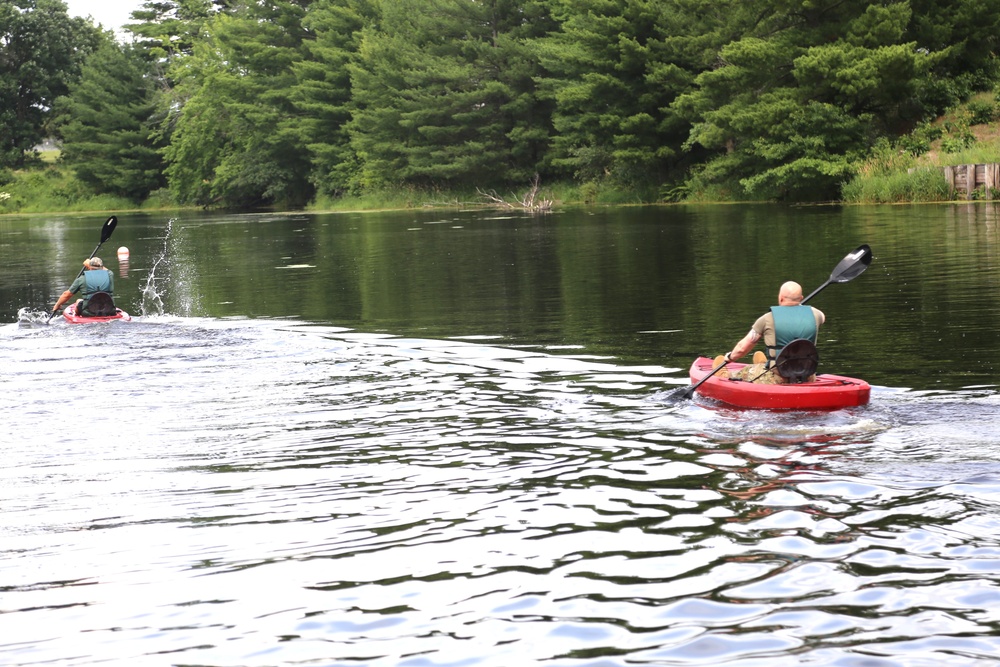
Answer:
[
  {"xmin": 348, "ymin": 0, "xmax": 555, "ymax": 191},
  {"xmin": 5, "ymin": 0, "xmax": 1000, "ymax": 210},
  {"xmin": 856, "ymin": 137, "xmax": 917, "ymax": 177},
  {"xmin": 162, "ymin": 5, "xmax": 314, "ymax": 207},
  {"xmin": 940, "ymin": 136, "xmax": 975, "ymax": 153},
  {"xmin": 899, "ymin": 122, "xmax": 943, "ymax": 156},
  {"xmin": 140, "ymin": 187, "xmax": 179, "ymax": 210},
  {"xmin": 127, "ymin": 0, "xmax": 218, "ymax": 61},
  {"xmin": 907, "ymin": 0, "xmax": 1000, "ymax": 84},
  {"xmin": 539, "ymin": 0, "xmax": 700, "ymax": 187},
  {"xmin": 932, "ymin": 140, "xmax": 1000, "ymax": 166},
  {"xmin": 940, "ymin": 111, "xmax": 978, "ymax": 152},
  {"xmin": 675, "ymin": 1, "xmax": 947, "ymax": 200},
  {"xmin": 289, "ymin": 0, "xmax": 376, "ymax": 197},
  {"xmin": 0, "ymin": 164, "xmax": 137, "ymax": 213},
  {"xmin": 0, "ymin": 0, "xmax": 101, "ymax": 169},
  {"xmin": 967, "ymin": 98, "xmax": 999, "ymax": 125}
]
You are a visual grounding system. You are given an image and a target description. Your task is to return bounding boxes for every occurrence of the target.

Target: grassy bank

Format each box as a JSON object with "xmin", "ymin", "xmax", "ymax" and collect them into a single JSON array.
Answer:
[
  {"xmin": 0, "ymin": 161, "xmax": 179, "ymax": 215},
  {"xmin": 841, "ymin": 95, "xmax": 1000, "ymax": 203},
  {"xmin": 2, "ymin": 160, "xmax": 658, "ymax": 217}
]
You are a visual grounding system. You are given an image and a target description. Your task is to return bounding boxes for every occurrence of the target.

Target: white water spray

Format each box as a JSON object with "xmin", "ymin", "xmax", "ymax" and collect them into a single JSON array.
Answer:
[{"xmin": 140, "ymin": 218, "xmax": 172, "ymax": 317}]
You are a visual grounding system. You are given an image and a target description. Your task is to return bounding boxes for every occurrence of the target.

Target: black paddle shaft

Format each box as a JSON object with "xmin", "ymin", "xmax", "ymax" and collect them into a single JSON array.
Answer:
[
  {"xmin": 671, "ymin": 243, "xmax": 873, "ymax": 401},
  {"xmin": 46, "ymin": 216, "xmax": 118, "ymax": 322}
]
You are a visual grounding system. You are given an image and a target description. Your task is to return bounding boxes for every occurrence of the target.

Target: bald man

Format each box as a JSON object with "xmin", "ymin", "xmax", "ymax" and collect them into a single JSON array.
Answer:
[{"xmin": 723, "ymin": 281, "xmax": 825, "ymax": 370}]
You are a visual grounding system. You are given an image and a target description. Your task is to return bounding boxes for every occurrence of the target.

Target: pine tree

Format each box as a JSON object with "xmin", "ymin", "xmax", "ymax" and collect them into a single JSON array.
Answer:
[
  {"xmin": 539, "ymin": 0, "xmax": 693, "ymax": 189},
  {"xmin": 347, "ymin": 0, "xmax": 556, "ymax": 190},
  {"xmin": 674, "ymin": 1, "xmax": 940, "ymax": 200},
  {"xmin": 288, "ymin": 0, "xmax": 377, "ymax": 197},
  {"xmin": 55, "ymin": 39, "xmax": 165, "ymax": 201}
]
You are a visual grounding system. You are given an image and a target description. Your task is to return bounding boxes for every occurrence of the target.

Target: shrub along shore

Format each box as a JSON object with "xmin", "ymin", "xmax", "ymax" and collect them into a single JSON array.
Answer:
[{"xmin": 4, "ymin": 104, "xmax": 999, "ymax": 216}]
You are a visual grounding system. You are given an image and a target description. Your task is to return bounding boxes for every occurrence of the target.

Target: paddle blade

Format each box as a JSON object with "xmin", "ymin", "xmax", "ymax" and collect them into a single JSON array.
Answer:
[
  {"xmin": 100, "ymin": 216, "xmax": 118, "ymax": 244},
  {"xmin": 668, "ymin": 359, "xmax": 729, "ymax": 403},
  {"xmin": 829, "ymin": 244, "xmax": 872, "ymax": 283},
  {"xmin": 668, "ymin": 385, "xmax": 697, "ymax": 403}
]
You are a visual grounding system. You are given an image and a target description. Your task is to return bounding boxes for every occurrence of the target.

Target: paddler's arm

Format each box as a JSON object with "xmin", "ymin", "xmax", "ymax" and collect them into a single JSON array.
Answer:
[
  {"xmin": 53, "ymin": 270, "xmax": 87, "ymax": 312},
  {"xmin": 725, "ymin": 329, "xmax": 761, "ymax": 362},
  {"xmin": 52, "ymin": 290, "xmax": 74, "ymax": 313}
]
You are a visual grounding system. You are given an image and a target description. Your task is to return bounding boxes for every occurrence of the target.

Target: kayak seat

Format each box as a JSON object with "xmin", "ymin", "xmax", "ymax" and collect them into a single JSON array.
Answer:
[
  {"xmin": 86, "ymin": 291, "xmax": 116, "ymax": 317},
  {"xmin": 773, "ymin": 338, "xmax": 819, "ymax": 383}
]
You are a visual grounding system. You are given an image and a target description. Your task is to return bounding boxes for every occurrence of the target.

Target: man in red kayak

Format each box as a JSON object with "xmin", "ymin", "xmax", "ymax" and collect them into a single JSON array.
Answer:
[
  {"xmin": 717, "ymin": 281, "xmax": 825, "ymax": 382},
  {"xmin": 52, "ymin": 257, "xmax": 117, "ymax": 317}
]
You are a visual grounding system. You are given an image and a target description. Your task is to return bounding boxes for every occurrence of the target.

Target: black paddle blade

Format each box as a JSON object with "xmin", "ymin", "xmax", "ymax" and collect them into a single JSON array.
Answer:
[
  {"xmin": 829, "ymin": 244, "xmax": 872, "ymax": 283},
  {"xmin": 667, "ymin": 386, "xmax": 696, "ymax": 403},
  {"xmin": 100, "ymin": 216, "xmax": 118, "ymax": 244},
  {"xmin": 668, "ymin": 359, "xmax": 729, "ymax": 403}
]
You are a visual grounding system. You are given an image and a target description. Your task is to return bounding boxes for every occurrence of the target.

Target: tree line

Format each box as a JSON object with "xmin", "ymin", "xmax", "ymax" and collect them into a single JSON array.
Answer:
[{"xmin": 3, "ymin": 0, "xmax": 999, "ymax": 209}]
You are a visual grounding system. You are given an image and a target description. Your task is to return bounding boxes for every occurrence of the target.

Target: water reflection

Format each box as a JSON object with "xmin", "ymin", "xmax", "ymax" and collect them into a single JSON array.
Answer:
[{"xmin": 5, "ymin": 204, "xmax": 1000, "ymax": 391}]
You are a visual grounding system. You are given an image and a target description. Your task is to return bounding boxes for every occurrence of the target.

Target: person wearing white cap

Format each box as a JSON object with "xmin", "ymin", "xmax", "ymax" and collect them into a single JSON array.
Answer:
[{"xmin": 52, "ymin": 257, "xmax": 116, "ymax": 317}]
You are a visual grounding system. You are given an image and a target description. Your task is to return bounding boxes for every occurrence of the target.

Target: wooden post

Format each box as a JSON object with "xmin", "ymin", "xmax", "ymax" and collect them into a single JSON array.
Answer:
[
  {"xmin": 987, "ymin": 163, "xmax": 999, "ymax": 195},
  {"xmin": 936, "ymin": 164, "xmax": 1000, "ymax": 199}
]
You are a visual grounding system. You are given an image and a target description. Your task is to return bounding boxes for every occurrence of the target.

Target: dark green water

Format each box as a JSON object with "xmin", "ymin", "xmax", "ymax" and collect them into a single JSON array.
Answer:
[{"xmin": 5, "ymin": 203, "xmax": 998, "ymax": 390}]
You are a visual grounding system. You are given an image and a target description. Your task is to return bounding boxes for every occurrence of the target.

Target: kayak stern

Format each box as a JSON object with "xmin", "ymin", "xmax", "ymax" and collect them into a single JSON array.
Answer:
[
  {"xmin": 687, "ymin": 357, "xmax": 870, "ymax": 410},
  {"xmin": 63, "ymin": 303, "xmax": 132, "ymax": 324}
]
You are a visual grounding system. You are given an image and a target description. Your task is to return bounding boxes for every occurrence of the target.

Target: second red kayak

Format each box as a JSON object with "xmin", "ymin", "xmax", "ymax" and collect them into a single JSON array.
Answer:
[
  {"xmin": 688, "ymin": 357, "xmax": 870, "ymax": 410},
  {"xmin": 63, "ymin": 302, "xmax": 132, "ymax": 324}
]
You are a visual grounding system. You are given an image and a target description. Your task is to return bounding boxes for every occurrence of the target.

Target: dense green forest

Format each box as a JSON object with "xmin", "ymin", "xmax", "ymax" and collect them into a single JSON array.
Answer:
[{"xmin": 2, "ymin": 0, "xmax": 1000, "ymax": 211}]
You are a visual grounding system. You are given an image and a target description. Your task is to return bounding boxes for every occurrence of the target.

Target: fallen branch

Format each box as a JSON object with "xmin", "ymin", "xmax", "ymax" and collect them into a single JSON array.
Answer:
[{"xmin": 477, "ymin": 174, "xmax": 553, "ymax": 213}]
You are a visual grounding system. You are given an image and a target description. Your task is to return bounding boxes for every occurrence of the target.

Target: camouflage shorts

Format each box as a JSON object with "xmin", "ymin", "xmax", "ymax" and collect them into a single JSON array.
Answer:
[{"xmin": 732, "ymin": 363, "xmax": 783, "ymax": 385}]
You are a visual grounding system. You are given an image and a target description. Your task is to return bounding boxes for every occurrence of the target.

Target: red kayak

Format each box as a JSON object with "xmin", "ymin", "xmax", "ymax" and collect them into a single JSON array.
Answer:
[
  {"xmin": 63, "ymin": 302, "xmax": 132, "ymax": 324},
  {"xmin": 688, "ymin": 357, "xmax": 870, "ymax": 410}
]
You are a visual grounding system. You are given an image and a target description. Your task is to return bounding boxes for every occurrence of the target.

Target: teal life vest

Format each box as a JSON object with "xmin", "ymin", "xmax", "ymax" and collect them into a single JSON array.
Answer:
[
  {"xmin": 766, "ymin": 305, "xmax": 817, "ymax": 365},
  {"xmin": 81, "ymin": 269, "xmax": 113, "ymax": 312},
  {"xmin": 83, "ymin": 269, "xmax": 112, "ymax": 295}
]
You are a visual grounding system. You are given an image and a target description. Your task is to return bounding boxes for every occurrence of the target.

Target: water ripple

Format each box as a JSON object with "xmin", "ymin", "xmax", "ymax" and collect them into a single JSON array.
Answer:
[{"xmin": 4, "ymin": 319, "xmax": 1000, "ymax": 665}]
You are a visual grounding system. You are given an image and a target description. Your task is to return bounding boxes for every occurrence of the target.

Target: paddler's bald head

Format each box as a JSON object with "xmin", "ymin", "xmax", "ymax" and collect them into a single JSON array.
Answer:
[{"xmin": 778, "ymin": 281, "xmax": 803, "ymax": 305}]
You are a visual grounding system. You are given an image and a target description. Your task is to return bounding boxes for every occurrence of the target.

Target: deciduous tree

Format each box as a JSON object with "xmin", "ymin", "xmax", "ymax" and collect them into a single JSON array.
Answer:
[
  {"xmin": 0, "ymin": 0, "xmax": 100, "ymax": 168},
  {"xmin": 162, "ymin": 1, "xmax": 313, "ymax": 207}
]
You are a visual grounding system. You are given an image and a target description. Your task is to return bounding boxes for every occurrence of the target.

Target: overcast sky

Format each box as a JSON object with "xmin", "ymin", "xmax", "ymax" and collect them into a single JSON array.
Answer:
[{"xmin": 64, "ymin": 0, "xmax": 142, "ymax": 34}]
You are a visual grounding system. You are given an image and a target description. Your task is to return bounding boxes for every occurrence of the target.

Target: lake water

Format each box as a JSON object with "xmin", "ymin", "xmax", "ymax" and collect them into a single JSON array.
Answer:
[{"xmin": 3, "ymin": 204, "xmax": 1000, "ymax": 666}]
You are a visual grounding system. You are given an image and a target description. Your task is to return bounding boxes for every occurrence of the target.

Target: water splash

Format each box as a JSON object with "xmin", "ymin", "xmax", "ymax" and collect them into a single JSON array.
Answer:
[
  {"xmin": 140, "ymin": 219, "xmax": 172, "ymax": 317},
  {"xmin": 139, "ymin": 218, "xmax": 202, "ymax": 318},
  {"xmin": 16, "ymin": 306, "xmax": 51, "ymax": 328}
]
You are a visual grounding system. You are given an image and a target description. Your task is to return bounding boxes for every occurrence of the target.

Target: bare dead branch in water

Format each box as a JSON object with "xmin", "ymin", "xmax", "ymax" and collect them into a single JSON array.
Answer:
[
  {"xmin": 477, "ymin": 174, "xmax": 553, "ymax": 213},
  {"xmin": 477, "ymin": 188, "xmax": 511, "ymax": 208}
]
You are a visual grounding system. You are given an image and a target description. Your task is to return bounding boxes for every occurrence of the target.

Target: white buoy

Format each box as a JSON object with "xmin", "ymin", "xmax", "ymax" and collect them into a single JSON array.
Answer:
[{"xmin": 117, "ymin": 246, "xmax": 130, "ymax": 259}]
